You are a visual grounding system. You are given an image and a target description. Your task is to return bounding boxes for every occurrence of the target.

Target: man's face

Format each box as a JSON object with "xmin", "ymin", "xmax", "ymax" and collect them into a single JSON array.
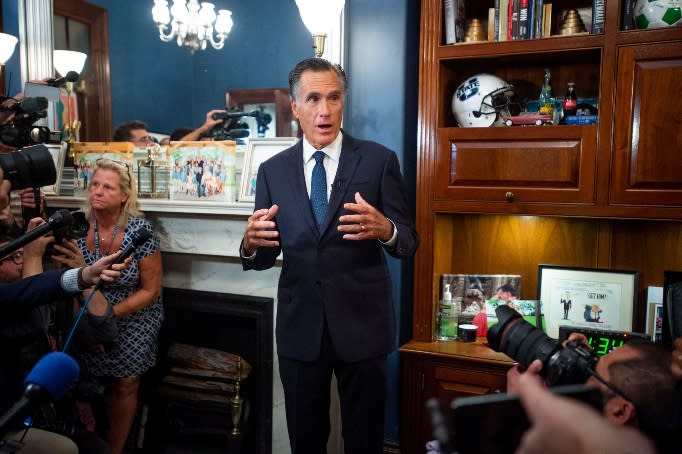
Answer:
[
  {"xmin": 290, "ymin": 69, "xmax": 344, "ymax": 150},
  {"xmin": 0, "ymin": 243, "xmax": 23, "ymax": 282},
  {"xmin": 129, "ymin": 128, "xmax": 153, "ymax": 147}
]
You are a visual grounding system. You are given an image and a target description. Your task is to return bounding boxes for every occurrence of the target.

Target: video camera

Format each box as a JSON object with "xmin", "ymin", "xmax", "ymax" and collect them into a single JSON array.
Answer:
[
  {"xmin": 209, "ymin": 107, "xmax": 272, "ymax": 140},
  {"xmin": 0, "ymin": 96, "xmax": 61, "ymax": 149}
]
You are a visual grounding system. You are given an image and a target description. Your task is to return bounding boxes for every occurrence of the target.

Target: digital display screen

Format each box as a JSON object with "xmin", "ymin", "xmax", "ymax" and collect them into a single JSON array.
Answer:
[{"xmin": 586, "ymin": 336, "xmax": 626, "ymax": 356}]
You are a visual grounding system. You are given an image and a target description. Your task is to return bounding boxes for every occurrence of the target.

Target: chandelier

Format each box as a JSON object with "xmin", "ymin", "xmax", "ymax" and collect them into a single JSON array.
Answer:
[{"xmin": 151, "ymin": 0, "xmax": 233, "ymax": 53}]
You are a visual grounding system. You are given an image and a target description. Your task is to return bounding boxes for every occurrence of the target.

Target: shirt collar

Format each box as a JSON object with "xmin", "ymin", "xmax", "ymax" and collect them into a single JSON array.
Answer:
[{"xmin": 303, "ymin": 131, "xmax": 343, "ymax": 163}]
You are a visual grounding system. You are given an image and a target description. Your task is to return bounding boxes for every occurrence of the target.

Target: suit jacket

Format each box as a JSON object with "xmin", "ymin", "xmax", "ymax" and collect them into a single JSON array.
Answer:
[
  {"xmin": 2, "ymin": 269, "xmax": 71, "ymax": 314},
  {"xmin": 242, "ymin": 132, "xmax": 419, "ymax": 362}
]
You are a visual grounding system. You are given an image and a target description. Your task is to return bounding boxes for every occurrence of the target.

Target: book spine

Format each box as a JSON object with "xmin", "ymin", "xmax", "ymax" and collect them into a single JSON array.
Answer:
[
  {"xmin": 621, "ymin": 0, "xmax": 635, "ymax": 30},
  {"xmin": 499, "ymin": 0, "xmax": 509, "ymax": 41},
  {"xmin": 528, "ymin": 0, "xmax": 535, "ymax": 39},
  {"xmin": 534, "ymin": 0, "xmax": 544, "ymax": 38},
  {"xmin": 494, "ymin": 0, "xmax": 500, "ymax": 41},
  {"xmin": 443, "ymin": 0, "xmax": 456, "ymax": 44},
  {"xmin": 592, "ymin": 0, "xmax": 605, "ymax": 34},
  {"xmin": 508, "ymin": 0, "xmax": 514, "ymax": 40},
  {"xmin": 519, "ymin": 0, "xmax": 529, "ymax": 39},
  {"xmin": 512, "ymin": 0, "xmax": 521, "ymax": 40},
  {"xmin": 454, "ymin": 0, "xmax": 467, "ymax": 43}
]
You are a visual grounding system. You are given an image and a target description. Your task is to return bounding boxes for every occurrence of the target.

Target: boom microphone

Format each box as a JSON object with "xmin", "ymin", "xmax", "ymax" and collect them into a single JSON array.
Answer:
[
  {"xmin": 0, "ymin": 352, "xmax": 79, "ymax": 437},
  {"xmin": 0, "ymin": 97, "xmax": 49, "ymax": 113},
  {"xmin": 47, "ymin": 71, "xmax": 79, "ymax": 88},
  {"xmin": 0, "ymin": 209, "xmax": 74, "ymax": 258}
]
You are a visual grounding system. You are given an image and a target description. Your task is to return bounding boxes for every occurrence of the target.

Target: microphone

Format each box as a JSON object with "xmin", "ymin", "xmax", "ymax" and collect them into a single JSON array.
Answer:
[
  {"xmin": 91, "ymin": 228, "xmax": 152, "ymax": 292},
  {"xmin": 0, "ymin": 209, "xmax": 74, "ymax": 258},
  {"xmin": 0, "ymin": 352, "xmax": 79, "ymax": 437},
  {"xmin": 47, "ymin": 71, "xmax": 79, "ymax": 88},
  {"xmin": 0, "ymin": 97, "xmax": 48, "ymax": 113}
]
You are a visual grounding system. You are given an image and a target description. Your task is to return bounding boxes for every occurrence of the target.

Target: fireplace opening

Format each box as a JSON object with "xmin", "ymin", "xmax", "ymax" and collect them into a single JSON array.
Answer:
[{"xmin": 137, "ymin": 288, "xmax": 273, "ymax": 454}]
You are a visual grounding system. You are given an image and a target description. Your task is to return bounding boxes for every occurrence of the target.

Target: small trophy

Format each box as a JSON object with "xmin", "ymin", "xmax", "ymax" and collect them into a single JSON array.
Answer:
[
  {"xmin": 558, "ymin": 9, "xmax": 588, "ymax": 35},
  {"xmin": 464, "ymin": 18, "xmax": 487, "ymax": 42}
]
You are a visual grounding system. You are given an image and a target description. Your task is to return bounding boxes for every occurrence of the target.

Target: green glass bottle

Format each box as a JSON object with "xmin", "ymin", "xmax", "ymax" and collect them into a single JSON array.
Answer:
[{"xmin": 538, "ymin": 68, "xmax": 554, "ymax": 118}]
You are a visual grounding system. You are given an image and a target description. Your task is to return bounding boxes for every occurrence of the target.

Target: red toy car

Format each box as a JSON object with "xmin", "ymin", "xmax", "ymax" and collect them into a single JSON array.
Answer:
[{"xmin": 501, "ymin": 112, "xmax": 553, "ymax": 126}]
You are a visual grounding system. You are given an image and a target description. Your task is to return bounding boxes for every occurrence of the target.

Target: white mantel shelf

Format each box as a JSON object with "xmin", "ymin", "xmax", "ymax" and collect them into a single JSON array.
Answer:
[{"xmin": 46, "ymin": 196, "xmax": 255, "ymax": 216}]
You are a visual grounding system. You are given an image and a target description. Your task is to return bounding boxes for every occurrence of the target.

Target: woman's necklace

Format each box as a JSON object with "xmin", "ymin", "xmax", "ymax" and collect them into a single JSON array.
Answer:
[{"xmin": 94, "ymin": 218, "xmax": 121, "ymax": 259}]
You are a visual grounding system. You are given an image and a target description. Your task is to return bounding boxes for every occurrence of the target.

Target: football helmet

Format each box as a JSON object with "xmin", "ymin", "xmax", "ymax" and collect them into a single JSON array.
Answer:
[{"xmin": 452, "ymin": 74, "xmax": 515, "ymax": 127}]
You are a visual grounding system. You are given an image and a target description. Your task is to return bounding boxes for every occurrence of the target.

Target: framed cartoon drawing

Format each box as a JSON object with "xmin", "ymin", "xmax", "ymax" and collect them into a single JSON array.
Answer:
[{"xmin": 537, "ymin": 264, "xmax": 638, "ymax": 339}]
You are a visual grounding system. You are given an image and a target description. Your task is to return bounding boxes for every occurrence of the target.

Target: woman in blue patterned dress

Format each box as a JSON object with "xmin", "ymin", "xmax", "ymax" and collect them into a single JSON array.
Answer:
[{"xmin": 76, "ymin": 158, "xmax": 163, "ymax": 454}]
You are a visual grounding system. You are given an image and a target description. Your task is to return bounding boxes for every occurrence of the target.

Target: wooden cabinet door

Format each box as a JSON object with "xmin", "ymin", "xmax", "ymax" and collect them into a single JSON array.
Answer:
[
  {"xmin": 611, "ymin": 43, "xmax": 682, "ymax": 207},
  {"xmin": 435, "ymin": 126, "xmax": 598, "ymax": 205}
]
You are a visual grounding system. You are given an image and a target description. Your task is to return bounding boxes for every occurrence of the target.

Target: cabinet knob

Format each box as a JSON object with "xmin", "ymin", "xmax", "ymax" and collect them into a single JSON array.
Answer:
[{"xmin": 505, "ymin": 191, "xmax": 515, "ymax": 202}]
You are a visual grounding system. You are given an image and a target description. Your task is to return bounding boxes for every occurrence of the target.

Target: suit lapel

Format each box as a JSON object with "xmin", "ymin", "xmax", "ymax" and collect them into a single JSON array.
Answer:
[
  {"xmin": 320, "ymin": 135, "xmax": 360, "ymax": 235},
  {"xmin": 284, "ymin": 143, "xmax": 319, "ymax": 234}
]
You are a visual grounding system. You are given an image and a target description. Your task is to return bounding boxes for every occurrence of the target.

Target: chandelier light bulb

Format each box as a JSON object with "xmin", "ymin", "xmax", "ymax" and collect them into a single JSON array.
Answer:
[{"xmin": 152, "ymin": 0, "xmax": 232, "ymax": 53}]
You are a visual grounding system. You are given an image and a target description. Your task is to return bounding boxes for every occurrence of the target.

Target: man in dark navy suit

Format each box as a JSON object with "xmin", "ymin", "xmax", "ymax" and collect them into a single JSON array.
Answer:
[{"xmin": 240, "ymin": 58, "xmax": 419, "ymax": 453}]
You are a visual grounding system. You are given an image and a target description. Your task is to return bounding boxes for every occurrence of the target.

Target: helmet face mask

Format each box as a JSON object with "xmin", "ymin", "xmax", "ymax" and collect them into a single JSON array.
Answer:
[{"xmin": 452, "ymin": 74, "xmax": 515, "ymax": 127}]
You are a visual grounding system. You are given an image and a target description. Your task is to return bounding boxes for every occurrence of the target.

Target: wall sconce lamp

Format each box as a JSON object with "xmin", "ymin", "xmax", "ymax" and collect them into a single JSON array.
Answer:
[
  {"xmin": 0, "ymin": 33, "xmax": 19, "ymax": 76},
  {"xmin": 53, "ymin": 50, "xmax": 87, "ymax": 144},
  {"xmin": 295, "ymin": 0, "xmax": 345, "ymax": 58}
]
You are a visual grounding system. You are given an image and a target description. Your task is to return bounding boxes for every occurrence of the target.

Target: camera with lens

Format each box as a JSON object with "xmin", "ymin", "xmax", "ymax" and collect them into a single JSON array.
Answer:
[
  {"xmin": 0, "ymin": 143, "xmax": 58, "ymax": 190},
  {"xmin": 209, "ymin": 107, "xmax": 272, "ymax": 140},
  {"xmin": 45, "ymin": 211, "xmax": 90, "ymax": 257},
  {"xmin": 0, "ymin": 96, "xmax": 61, "ymax": 149},
  {"xmin": 487, "ymin": 304, "xmax": 598, "ymax": 386}
]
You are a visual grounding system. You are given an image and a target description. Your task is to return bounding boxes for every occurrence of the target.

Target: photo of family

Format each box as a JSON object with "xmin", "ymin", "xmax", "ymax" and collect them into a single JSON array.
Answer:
[{"xmin": 168, "ymin": 141, "xmax": 237, "ymax": 202}]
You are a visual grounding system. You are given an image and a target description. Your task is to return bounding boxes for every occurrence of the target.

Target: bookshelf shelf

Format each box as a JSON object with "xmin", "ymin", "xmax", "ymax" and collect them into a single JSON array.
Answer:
[{"xmin": 400, "ymin": 0, "xmax": 682, "ymax": 452}]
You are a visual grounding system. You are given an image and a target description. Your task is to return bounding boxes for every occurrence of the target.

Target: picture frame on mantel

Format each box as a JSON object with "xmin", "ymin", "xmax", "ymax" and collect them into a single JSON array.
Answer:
[
  {"xmin": 225, "ymin": 88, "xmax": 300, "ymax": 138},
  {"xmin": 238, "ymin": 137, "xmax": 298, "ymax": 203}
]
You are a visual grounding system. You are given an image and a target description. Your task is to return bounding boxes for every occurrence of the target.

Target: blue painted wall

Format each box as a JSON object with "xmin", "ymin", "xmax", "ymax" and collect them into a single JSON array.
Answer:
[{"xmin": 2, "ymin": 0, "xmax": 419, "ymax": 444}]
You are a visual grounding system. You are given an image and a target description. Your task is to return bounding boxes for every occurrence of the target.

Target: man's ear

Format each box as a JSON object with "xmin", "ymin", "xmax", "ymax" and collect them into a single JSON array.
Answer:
[{"xmin": 605, "ymin": 396, "xmax": 637, "ymax": 426}]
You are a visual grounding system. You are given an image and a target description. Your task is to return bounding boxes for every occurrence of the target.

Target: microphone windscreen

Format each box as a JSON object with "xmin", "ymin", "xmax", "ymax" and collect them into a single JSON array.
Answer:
[
  {"xmin": 132, "ymin": 228, "xmax": 152, "ymax": 246},
  {"xmin": 65, "ymin": 71, "xmax": 80, "ymax": 82},
  {"xmin": 24, "ymin": 352, "xmax": 80, "ymax": 400}
]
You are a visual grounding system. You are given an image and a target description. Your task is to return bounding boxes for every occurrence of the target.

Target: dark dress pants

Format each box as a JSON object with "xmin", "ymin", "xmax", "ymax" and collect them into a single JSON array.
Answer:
[{"xmin": 278, "ymin": 325, "xmax": 387, "ymax": 454}]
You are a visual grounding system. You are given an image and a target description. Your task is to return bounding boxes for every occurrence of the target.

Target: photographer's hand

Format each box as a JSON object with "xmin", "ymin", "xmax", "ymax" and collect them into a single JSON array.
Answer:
[
  {"xmin": 22, "ymin": 217, "xmax": 55, "ymax": 277},
  {"xmin": 506, "ymin": 359, "xmax": 544, "ymax": 394},
  {"xmin": 52, "ymin": 238, "xmax": 86, "ymax": 269},
  {"xmin": 0, "ymin": 169, "xmax": 11, "ymax": 211},
  {"xmin": 179, "ymin": 109, "xmax": 225, "ymax": 141},
  {"xmin": 516, "ymin": 369, "xmax": 656, "ymax": 454},
  {"xmin": 81, "ymin": 251, "xmax": 131, "ymax": 286}
]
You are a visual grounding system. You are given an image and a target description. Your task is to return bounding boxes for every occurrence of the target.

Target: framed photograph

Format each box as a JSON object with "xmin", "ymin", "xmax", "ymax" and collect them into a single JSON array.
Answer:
[
  {"xmin": 439, "ymin": 274, "xmax": 522, "ymax": 338},
  {"xmin": 71, "ymin": 142, "xmax": 135, "ymax": 197},
  {"xmin": 662, "ymin": 270, "xmax": 682, "ymax": 347},
  {"xmin": 226, "ymin": 88, "xmax": 296, "ymax": 138},
  {"xmin": 238, "ymin": 137, "xmax": 298, "ymax": 203},
  {"xmin": 645, "ymin": 286, "xmax": 663, "ymax": 336},
  {"xmin": 42, "ymin": 142, "xmax": 67, "ymax": 196},
  {"xmin": 168, "ymin": 141, "xmax": 237, "ymax": 202},
  {"xmin": 537, "ymin": 265, "xmax": 638, "ymax": 339}
]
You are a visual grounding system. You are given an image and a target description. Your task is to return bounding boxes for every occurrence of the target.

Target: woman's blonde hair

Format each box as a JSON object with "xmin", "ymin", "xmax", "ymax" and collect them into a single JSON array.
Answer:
[{"xmin": 84, "ymin": 158, "xmax": 142, "ymax": 224}]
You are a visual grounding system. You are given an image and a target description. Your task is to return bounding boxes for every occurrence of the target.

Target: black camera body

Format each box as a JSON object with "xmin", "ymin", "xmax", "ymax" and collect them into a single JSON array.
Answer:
[
  {"xmin": 0, "ymin": 96, "xmax": 60, "ymax": 149},
  {"xmin": 487, "ymin": 304, "xmax": 598, "ymax": 386},
  {"xmin": 209, "ymin": 107, "xmax": 273, "ymax": 140},
  {"xmin": 45, "ymin": 211, "xmax": 89, "ymax": 257}
]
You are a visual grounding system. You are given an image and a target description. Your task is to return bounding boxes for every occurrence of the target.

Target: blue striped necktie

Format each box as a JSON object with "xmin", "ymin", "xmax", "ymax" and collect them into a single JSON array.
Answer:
[{"xmin": 310, "ymin": 150, "xmax": 328, "ymax": 227}]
